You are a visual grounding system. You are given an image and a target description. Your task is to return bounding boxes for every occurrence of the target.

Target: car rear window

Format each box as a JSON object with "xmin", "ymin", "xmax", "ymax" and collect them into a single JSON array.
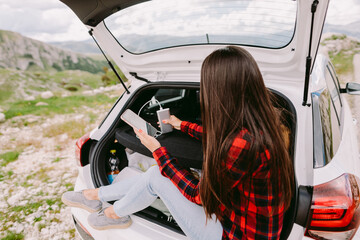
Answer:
[{"xmin": 104, "ymin": 0, "xmax": 297, "ymax": 54}]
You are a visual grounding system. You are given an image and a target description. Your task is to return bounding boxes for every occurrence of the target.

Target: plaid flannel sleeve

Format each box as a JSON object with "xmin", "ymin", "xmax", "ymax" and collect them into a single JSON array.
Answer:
[
  {"xmin": 180, "ymin": 121, "xmax": 203, "ymax": 140},
  {"xmin": 153, "ymin": 147, "xmax": 202, "ymax": 205}
]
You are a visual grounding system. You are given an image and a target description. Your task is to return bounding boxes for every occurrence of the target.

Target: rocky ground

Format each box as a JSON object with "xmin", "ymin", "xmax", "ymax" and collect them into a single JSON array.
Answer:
[
  {"xmin": 0, "ymin": 85, "xmax": 123, "ymax": 239},
  {"xmin": 0, "ymin": 115, "xmax": 85, "ymax": 239}
]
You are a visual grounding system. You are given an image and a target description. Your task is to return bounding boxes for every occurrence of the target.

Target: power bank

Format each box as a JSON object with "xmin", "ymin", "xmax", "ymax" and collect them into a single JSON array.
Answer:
[{"xmin": 157, "ymin": 108, "xmax": 173, "ymax": 133}]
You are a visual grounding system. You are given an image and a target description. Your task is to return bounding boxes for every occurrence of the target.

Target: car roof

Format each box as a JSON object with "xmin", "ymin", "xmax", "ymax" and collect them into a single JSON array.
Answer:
[{"xmin": 60, "ymin": 0, "xmax": 148, "ymax": 27}]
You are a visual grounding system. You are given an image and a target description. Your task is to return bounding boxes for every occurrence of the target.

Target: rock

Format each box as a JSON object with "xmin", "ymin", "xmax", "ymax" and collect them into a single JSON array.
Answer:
[
  {"xmin": 27, "ymin": 117, "xmax": 38, "ymax": 123},
  {"xmin": 15, "ymin": 224, "xmax": 24, "ymax": 233},
  {"xmin": 25, "ymin": 96, "xmax": 36, "ymax": 101},
  {"xmin": 62, "ymin": 173, "xmax": 72, "ymax": 179},
  {"xmin": 61, "ymin": 92, "xmax": 70, "ymax": 97},
  {"xmin": 40, "ymin": 227, "xmax": 49, "ymax": 235},
  {"xmin": 41, "ymin": 91, "xmax": 54, "ymax": 99},
  {"xmin": 58, "ymin": 133, "xmax": 68, "ymax": 142},
  {"xmin": 7, "ymin": 191, "xmax": 25, "ymax": 206},
  {"xmin": 35, "ymin": 102, "xmax": 49, "ymax": 106},
  {"xmin": 82, "ymin": 90, "xmax": 93, "ymax": 95},
  {"xmin": 0, "ymin": 113, "xmax": 5, "ymax": 123},
  {"xmin": 0, "ymin": 200, "xmax": 7, "ymax": 209}
]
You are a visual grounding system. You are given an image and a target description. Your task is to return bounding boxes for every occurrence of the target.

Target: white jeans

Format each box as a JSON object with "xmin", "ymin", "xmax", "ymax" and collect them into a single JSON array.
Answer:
[{"xmin": 98, "ymin": 166, "xmax": 223, "ymax": 240}]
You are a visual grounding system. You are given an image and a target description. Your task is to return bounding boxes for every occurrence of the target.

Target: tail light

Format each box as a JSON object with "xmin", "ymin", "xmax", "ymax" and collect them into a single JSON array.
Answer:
[
  {"xmin": 75, "ymin": 132, "xmax": 90, "ymax": 166},
  {"xmin": 306, "ymin": 173, "xmax": 360, "ymax": 239}
]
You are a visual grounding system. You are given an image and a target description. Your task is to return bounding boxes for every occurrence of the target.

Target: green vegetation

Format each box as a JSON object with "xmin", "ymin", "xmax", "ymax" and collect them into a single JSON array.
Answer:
[
  {"xmin": 11, "ymin": 202, "xmax": 42, "ymax": 215},
  {"xmin": 44, "ymin": 119, "xmax": 88, "ymax": 139},
  {"xmin": 0, "ymin": 82, "xmax": 14, "ymax": 103},
  {"xmin": 4, "ymin": 94, "xmax": 115, "ymax": 119},
  {"xmin": 101, "ymin": 65, "xmax": 128, "ymax": 86},
  {"xmin": 0, "ymin": 151, "xmax": 21, "ymax": 167},
  {"xmin": 37, "ymin": 223, "xmax": 46, "ymax": 232},
  {"xmin": 0, "ymin": 64, "xmax": 126, "ymax": 107},
  {"xmin": 325, "ymin": 34, "xmax": 347, "ymax": 41},
  {"xmin": 52, "ymin": 157, "xmax": 62, "ymax": 163},
  {"xmin": 50, "ymin": 70, "xmax": 103, "ymax": 89},
  {"xmin": 67, "ymin": 228, "xmax": 76, "ymax": 239},
  {"xmin": 324, "ymin": 34, "xmax": 360, "ymax": 75},
  {"xmin": 61, "ymin": 55, "xmax": 106, "ymax": 74},
  {"xmin": 1, "ymin": 231, "xmax": 24, "ymax": 240},
  {"xmin": 329, "ymin": 50, "xmax": 355, "ymax": 75}
]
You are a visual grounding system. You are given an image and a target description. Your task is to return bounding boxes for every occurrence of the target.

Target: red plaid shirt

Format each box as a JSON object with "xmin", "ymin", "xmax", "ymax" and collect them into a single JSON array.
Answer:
[{"xmin": 153, "ymin": 121, "xmax": 284, "ymax": 240}]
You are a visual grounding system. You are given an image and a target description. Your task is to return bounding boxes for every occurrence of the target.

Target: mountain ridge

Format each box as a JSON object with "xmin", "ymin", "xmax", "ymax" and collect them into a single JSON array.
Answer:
[
  {"xmin": 48, "ymin": 39, "xmax": 101, "ymax": 55},
  {"xmin": 0, "ymin": 29, "xmax": 105, "ymax": 74}
]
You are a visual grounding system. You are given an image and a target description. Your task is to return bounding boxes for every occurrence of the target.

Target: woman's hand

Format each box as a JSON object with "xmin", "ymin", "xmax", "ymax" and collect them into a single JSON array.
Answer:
[
  {"xmin": 133, "ymin": 127, "xmax": 161, "ymax": 153},
  {"xmin": 161, "ymin": 115, "xmax": 182, "ymax": 130}
]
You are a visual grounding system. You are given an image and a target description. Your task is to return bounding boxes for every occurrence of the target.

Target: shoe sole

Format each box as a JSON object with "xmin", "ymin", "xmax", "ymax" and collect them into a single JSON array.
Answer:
[
  {"xmin": 61, "ymin": 195, "xmax": 101, "ymax": 213},
  {"xmin": 89, "ymin": 218, "xmax": 133, "ymax": 230}
]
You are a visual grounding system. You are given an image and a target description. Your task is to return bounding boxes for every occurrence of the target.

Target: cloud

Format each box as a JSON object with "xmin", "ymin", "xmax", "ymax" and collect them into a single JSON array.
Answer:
[
  {"xmin": 326, "ymin": 0, "xmax": 360, "ymax": 25},
  {"xmin": 0, "ymin": 0, "xmax": 89, "ymax": 42},
  {"xmin": 105, "ymin": 0, "xmax": 297, "ymax": 52},
  {"xmin": 108, "ymin": 1, "xmax": 296, "ymax": 36}
]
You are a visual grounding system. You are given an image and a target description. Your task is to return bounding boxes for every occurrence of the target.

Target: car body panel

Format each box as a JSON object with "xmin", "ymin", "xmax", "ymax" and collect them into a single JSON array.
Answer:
[{"xmin": 313, "ymin": 98, "xmax": 360, "ymax": 185}]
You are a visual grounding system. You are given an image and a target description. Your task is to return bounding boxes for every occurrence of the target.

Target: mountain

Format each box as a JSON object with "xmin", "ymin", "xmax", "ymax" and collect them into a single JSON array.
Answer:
[
  {"xmin": 0, "ymin": 30, "xmax": 105, "ymax": 74},
  {"xmin": 48, "ymin": 39, "xmax": 101, "ymax": 55},
  {"xmin": 324, "ymin": 21, "xmax": 360, "ymax": 41}
]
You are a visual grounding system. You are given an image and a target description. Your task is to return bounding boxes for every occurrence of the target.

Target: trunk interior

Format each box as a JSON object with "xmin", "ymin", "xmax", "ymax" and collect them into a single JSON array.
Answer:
[{"xmin": 90, "ymin": 83, "xmax": 297, "ymax": 238}]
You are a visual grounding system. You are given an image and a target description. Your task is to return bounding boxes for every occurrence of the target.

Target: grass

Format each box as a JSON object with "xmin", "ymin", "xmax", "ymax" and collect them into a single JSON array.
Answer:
[
  {"xmin": 36, "ymin": 167, "xmax": 52, "ymax": 182},
  {"xmin": 329, "ymin": 50, "xmax": 356, "ymax": 75},
  {"xmin": 325, "ymin": 34, "xmax": 347, "ymax": 41},
  {"xmin": 49, "ymin": 70, "xmax": 104, "ymax": 89},
  {"xmin": 14, "ymin": 138, "xmax": 42, "ymax": 152},
  {"xmin": 1, "ymin": 231, "xmax": 24, "ymax": 240},
  {"xmin": 52, "ymin": 157, "xmax": 62, "ymax": 163},
  {"xmin": 11, "ymin": 202, "xmax": 42, "ymax": 215},
  {"xmin": 44, "ymin": 119, "xmax": 88, "ymax": 139},
  {"xmin": 324, "ymin": 34, "xmax": 360, "ymax": 75},
  {"xmin": 0, "ymin": 151, "xmax": 21, "ymax": 167},
  {"xmin": 0, "ymin": 67, "xmax": 109, "ymax": 107},
  {"xmin": 0, "ymin": 82, "xmax": 14, "ymax": 103},
  {"xmin": 4, "ymin": 94, "xmax": 115, "ymax": 120},
  {"xmin": 37, "ymin": 223, "xmax": 46, "ymax": 232}
]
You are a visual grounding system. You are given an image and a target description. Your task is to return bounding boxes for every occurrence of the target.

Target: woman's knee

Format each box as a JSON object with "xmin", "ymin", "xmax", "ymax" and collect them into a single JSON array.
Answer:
[
  {"xmin": 144, "ymin": 165, "xmax": 161, "ymax": 178},
  {"xmin": 144, "ymin": 165, "xmax": 171, "ymax": 193}
]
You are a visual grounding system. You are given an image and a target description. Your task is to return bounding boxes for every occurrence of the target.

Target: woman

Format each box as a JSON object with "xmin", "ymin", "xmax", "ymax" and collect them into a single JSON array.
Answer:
[{"xmin": 62, "ymin": 46, "xmax": 293, "ymax": 240}]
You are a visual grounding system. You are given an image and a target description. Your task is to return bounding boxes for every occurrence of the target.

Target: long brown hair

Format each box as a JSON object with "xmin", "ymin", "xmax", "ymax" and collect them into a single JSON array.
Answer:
[{"xmin": 199, "ymin": 46, "xmax": 293, "ymax": 219}]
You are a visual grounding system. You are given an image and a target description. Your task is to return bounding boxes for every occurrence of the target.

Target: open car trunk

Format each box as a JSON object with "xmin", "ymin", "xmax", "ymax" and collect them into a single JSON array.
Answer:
[{"xmin": 89, "ymin": 82, "xmax": 297, "ymax": 238}]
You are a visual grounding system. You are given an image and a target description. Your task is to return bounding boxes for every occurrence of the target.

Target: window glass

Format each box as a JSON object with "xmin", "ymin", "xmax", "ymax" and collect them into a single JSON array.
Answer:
[
  {"xmin": 105, "ymin": 0, "xmax": 297, "ymax": 53},
  {"xmin": 312, "ymin": 88, "xmax": 341, "ymax": 168},
  {"xmin": 328, "ymin": 63, "xmax": 342, "ymax": 93},
  {"xmin": 325, "ymin": 65, "xmax": 342, "ymax": 125}
]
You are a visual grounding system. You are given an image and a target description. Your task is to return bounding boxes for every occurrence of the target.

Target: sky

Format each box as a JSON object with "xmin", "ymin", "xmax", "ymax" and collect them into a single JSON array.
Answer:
[{"xmin": 0, "ymin": 0, "xmax": 359, "ymax": 43}]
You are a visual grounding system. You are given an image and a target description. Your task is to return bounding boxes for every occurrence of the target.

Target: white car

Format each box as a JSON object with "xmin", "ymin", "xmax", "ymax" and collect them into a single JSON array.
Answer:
[{"xmin": 60, "ymin": 0, "xmax": 360, "ymax": 239}]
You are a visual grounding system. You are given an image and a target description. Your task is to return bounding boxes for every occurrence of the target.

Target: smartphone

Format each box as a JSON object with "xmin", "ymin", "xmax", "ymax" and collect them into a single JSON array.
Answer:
[{"xmin": 121, "ymin": 109, "xmax": 161, "ymax": 138}]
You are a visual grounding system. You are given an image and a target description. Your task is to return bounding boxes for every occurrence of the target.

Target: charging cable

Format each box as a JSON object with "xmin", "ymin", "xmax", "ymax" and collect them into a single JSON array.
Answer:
[
  {"xmin": 138, "ymin": 97, "xmax": 162, "ymax": 116},
  {"xmin": 137, "ymin": 97, "xmax": 163, "ymax": 136}
]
